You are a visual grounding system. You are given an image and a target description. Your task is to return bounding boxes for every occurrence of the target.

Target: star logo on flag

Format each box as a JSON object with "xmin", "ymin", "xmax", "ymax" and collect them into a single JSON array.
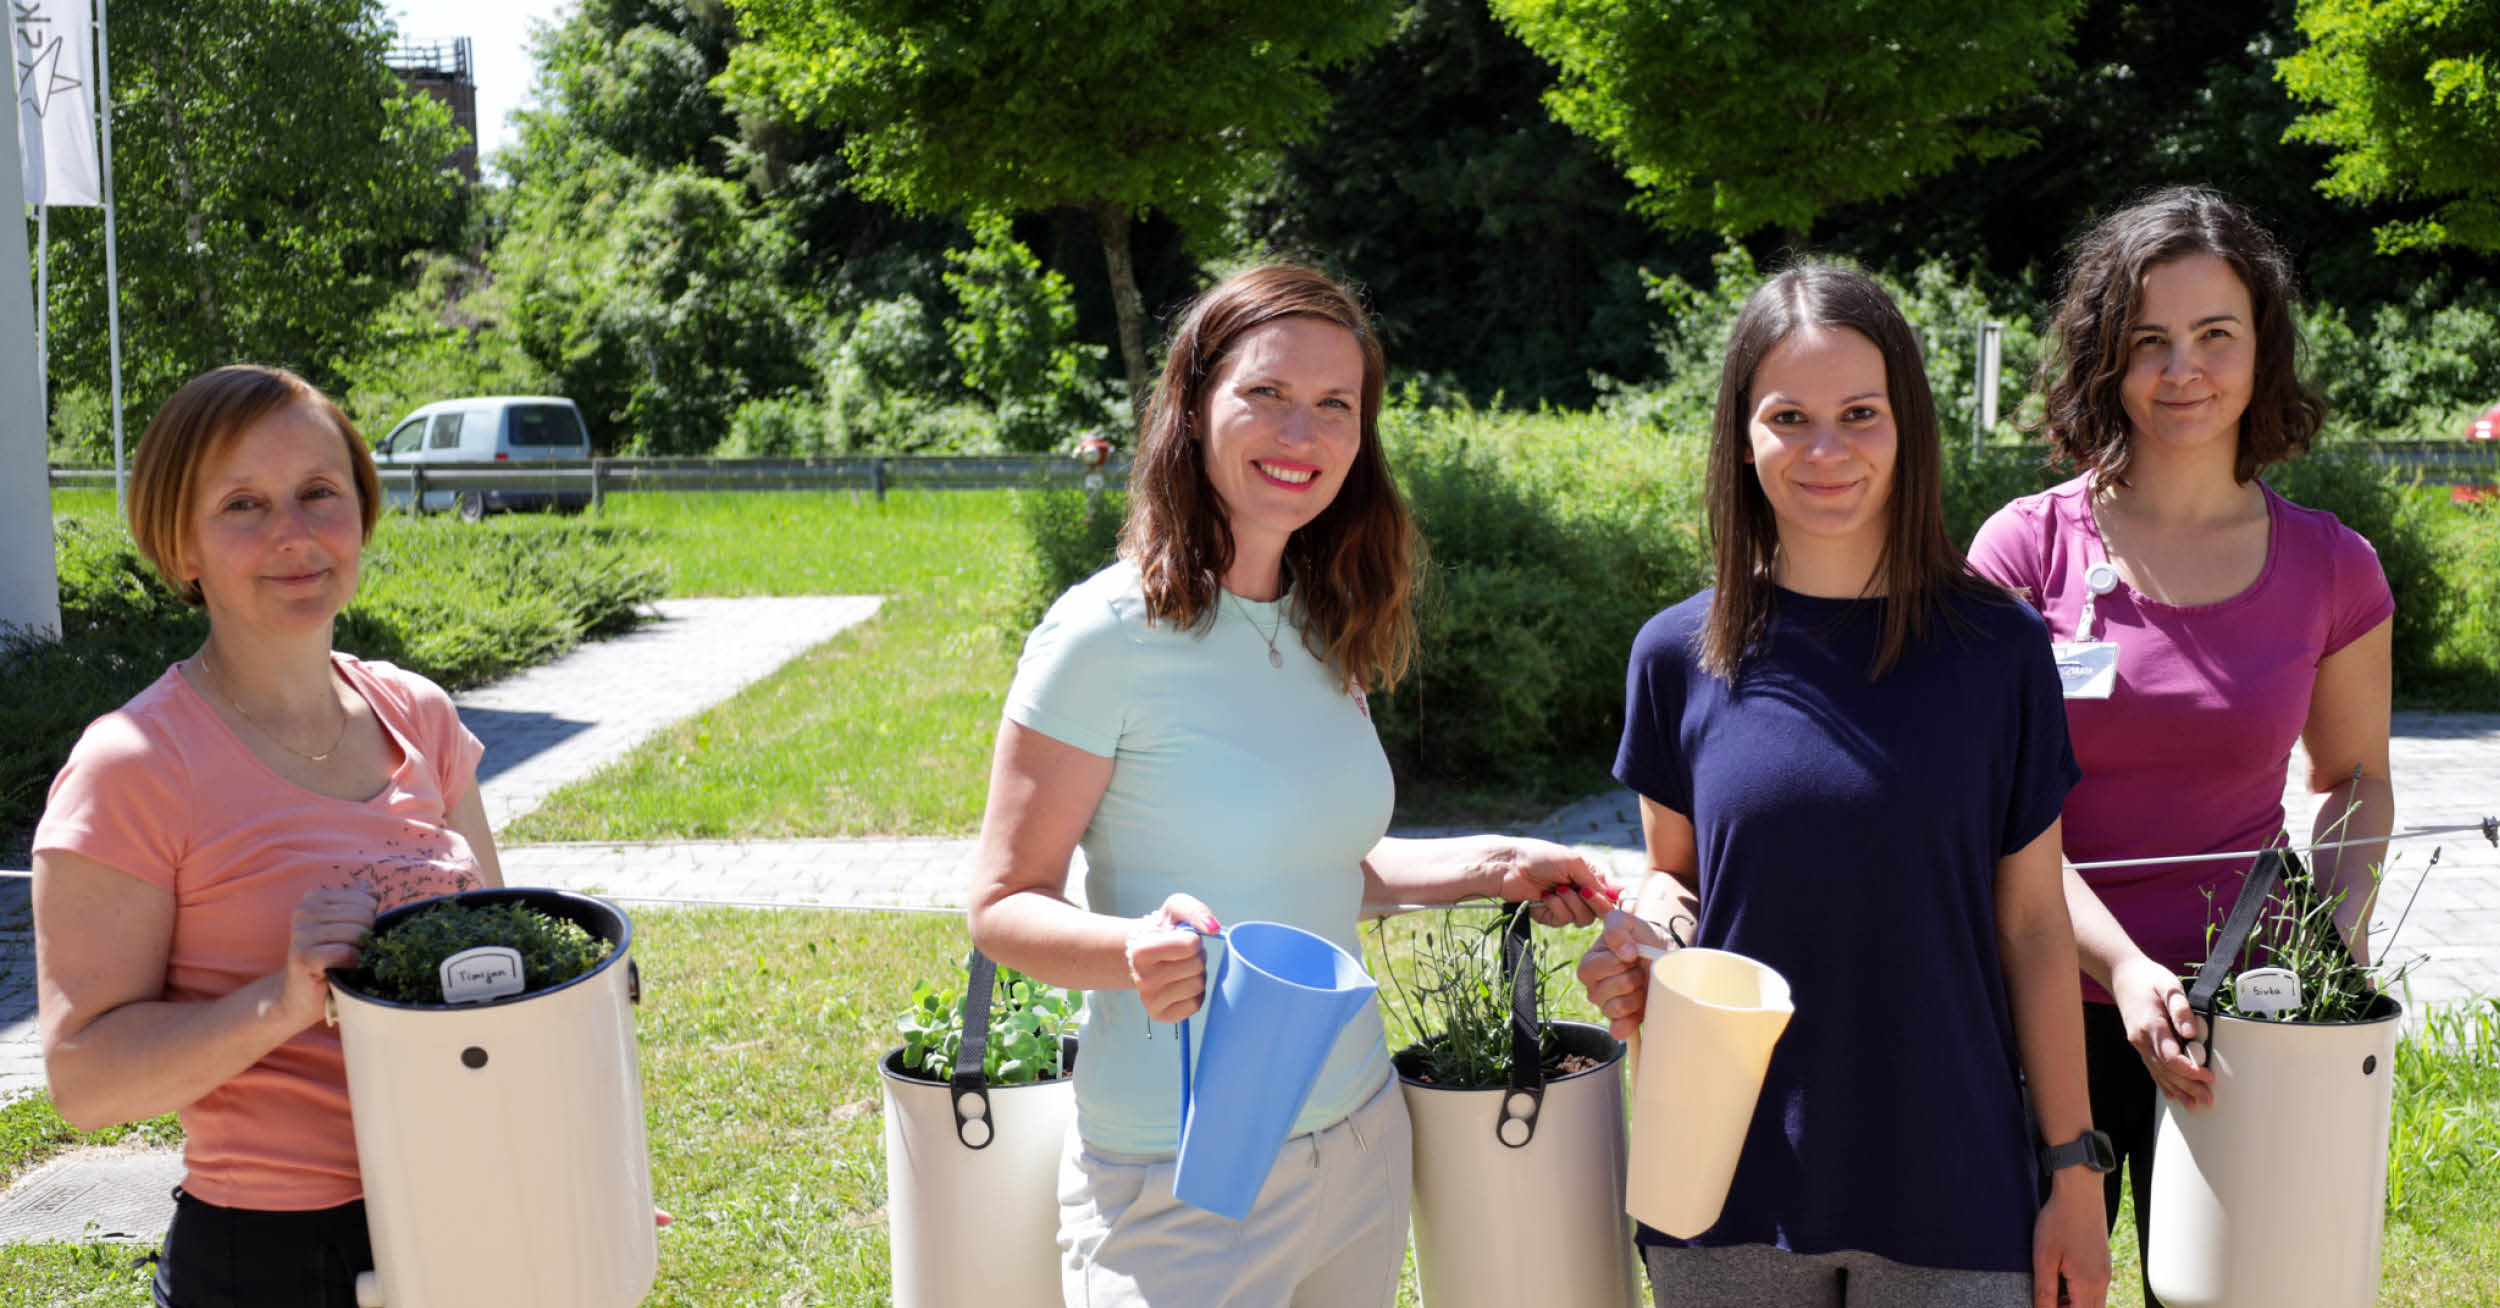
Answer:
[{"xmin": 16, "ymin": 31, "xmax": 81, "ymax": 118}]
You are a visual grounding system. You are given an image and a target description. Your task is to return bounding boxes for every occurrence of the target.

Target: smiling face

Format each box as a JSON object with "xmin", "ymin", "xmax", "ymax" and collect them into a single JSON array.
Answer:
[
  {"xmin": 2120, "ymin": 253, "xmax": 2257, "ymax": 461},
  {"xmin": 180, "ymin": 403, "xmax": 365, "ymax": 635},
  {"xmin": 1745, "ymin": 324, "xmax": 1898, "ymax": 570},
  {"xmin": 1198, "ymin": 315, "xmax": 1366, "ymax": 567}
]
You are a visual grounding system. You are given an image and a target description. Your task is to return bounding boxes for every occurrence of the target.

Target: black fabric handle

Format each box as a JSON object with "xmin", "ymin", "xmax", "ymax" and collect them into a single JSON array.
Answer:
[
  {"xmin": 949, "ymin": 949, "xmax": 999, "ymax": 1149},
  {"xmin": 1497, "ymin": 904, "xmax": 1546, "ymax": 1149},
  {"xmin": 2183, "ymin": 848, "xmax": 2294, "ymax": 1053}
]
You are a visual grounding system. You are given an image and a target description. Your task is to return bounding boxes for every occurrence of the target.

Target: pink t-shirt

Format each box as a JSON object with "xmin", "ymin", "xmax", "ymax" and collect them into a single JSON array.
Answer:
[
  {"xmin": 1967, "ymin": 477, "xmax": 2394, "ymax": 999},
  {"xmin": 33, "ymin": 654, "xmax": 486, "ymax": 1210}
]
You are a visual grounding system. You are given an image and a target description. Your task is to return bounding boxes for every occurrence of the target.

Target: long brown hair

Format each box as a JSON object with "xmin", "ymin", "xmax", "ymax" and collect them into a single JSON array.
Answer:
[
  {"xmin": 1699, "ymin": 262, "xmax": 1993, "ymax": 680},
  {"xmin": 2039, "ymin": 186, "xmax": 2324, "ymax": 485},
  {"xmin": 128, "ymin": 365, "xmax": 380, "ymax": 607},
  {"xmin": 1122, "ymin": 264, "xmax": 1419, "ymax": 691}
]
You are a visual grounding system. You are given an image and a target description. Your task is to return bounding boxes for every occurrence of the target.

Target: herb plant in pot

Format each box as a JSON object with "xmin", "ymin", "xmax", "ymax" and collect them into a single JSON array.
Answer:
[
  {"xmin": 2146, "ymin": 847, "xmax": 2408, "ymax": 1308},
  {"xmin": 881, "ymin": 950, "xmax": 1080, "ymax": 1308},
  {"xmin": 1383, "ymin": 905, "xmax": 1638, "ymax": 1308},
  {"xmin": 327, "ymin": 888, "xmax": 654, "ymax": 1308}
]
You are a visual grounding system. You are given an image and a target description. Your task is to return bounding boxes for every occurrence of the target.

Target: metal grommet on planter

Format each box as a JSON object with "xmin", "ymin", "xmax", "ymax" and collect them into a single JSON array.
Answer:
[
  {"xmin": 461, "ymin": 1046, "xmax": 488, "ymax": 1069},
  {"xmin": 2362, "ymin": 1055, "xmax": 2377, "ymax": 1076}
]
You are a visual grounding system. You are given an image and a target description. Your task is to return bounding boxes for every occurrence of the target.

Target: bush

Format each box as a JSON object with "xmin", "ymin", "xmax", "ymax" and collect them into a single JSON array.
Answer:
[
  {"xmin": 943, "ymin": 217, "xmax": 1114, "ymax": 454},
  {"xmin": 825, "ymin": 295, "xmax": 983, "ymax": 453},
  {"xmin": 3, "ymin": 513, "xmax": 668, "ymax": 841},
  {"xmin": 2306, "ymin": 277, "xmax": 2500, "ymax": 440},
  {"xmin": 349, "ymin": 900, "xmax": 612, "ymax": 1005},
  {"xmin": 719, "ymin": 393, "xmax": 831, "ymax": 458}
]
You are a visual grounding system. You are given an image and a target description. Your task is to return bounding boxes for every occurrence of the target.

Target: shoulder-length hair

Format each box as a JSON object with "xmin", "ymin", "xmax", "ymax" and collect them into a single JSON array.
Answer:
[
  {"xmin": 1122, "ymin": 264, "xmax": 1419, "ymax": 691},
  {"xmin": 128, "ymin": 364, "xmax": 380, "ymax": 607},
  {"xmin": 2039, "ymin": 185, "xmax": 2324, "ymax": 485},
  {"xmin": 1699, "ymin": 261, "xmax": 1993, "ymax": 681}
]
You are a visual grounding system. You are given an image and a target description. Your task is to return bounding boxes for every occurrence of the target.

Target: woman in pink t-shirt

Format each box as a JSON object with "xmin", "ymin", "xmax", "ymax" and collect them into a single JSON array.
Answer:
[
  {"xmin": 32, "ymin": 366, "xmax": 503, "ymax": 1307},
  {"xmin": 1967, "ymin": 188, "xmax": 2394, "ymax": 1305}
]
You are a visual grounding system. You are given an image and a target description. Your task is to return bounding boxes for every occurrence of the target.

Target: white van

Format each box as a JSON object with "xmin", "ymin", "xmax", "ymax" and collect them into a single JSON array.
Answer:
[{"xmin": 373, "ymin": 396, "xmax": 594, "ymax": 520}]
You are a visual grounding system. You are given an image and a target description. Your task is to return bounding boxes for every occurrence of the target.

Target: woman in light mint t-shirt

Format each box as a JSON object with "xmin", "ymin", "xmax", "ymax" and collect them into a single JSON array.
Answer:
[{"xmin": 965, "ymin": 265, "xmax": 1616, "ymax": 1308}]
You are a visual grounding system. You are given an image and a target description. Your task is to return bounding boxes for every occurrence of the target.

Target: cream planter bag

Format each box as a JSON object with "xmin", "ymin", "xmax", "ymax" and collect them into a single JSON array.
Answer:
[
  {"xmin": 880, "ymin": 950, "xmax": 1075, "ymax": 1308},
  {"xmin": 2147, "ymin": 849, "xmax": 2402, "ymax": 1308},
  {"xmin": 328, "ymin": 888, "xmax": 655, "ymax": 1308},
  {"xmin": 1395, "ymin": 908, "xmax": 1640, "ymax": 1308}
]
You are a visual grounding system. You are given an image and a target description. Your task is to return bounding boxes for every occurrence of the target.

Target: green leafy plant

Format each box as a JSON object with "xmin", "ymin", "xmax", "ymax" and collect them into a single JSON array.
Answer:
[
  {"xmin": 1377, "ymin": 904, "xmax": 1572, "ymax": 1087},
  {"xmin": 895, "ymin": 959, "xmax": 1080, "ymax": 1086},
  {"xmin": 2208, "ymin": 808, "xmax": 2421, "ymax": 1025},
  {"xmin": 350, "ymin": 901, "xmax": 614, "ymax": 1005}
]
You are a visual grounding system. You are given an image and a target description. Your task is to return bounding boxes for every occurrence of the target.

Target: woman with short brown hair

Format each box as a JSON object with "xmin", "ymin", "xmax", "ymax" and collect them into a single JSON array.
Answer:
[{"xmin": 34, "ymin": 364, "xmax": 501, "ymax": 1307}]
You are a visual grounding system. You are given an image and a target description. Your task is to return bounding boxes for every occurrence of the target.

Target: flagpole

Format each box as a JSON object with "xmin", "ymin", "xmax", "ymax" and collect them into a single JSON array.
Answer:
[
  {"xmin": 33, "ymin": 204, "xmax": 46, "ymax": 436},
  {"xmin": 92, "ymin": 0, "xmax": 121, "ymax": 510}
]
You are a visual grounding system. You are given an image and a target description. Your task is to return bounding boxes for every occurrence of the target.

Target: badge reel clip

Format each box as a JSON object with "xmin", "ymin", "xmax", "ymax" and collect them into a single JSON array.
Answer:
[{"xmin": 2051, "ymin": 563, "xmax": 2120, "ymax": 700}]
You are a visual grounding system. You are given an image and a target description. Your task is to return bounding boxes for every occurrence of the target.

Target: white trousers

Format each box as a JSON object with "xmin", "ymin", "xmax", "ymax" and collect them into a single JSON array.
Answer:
[{"xmin": 1056, "ymin": 1074, "xmax": 1412, "ymax": 1308}]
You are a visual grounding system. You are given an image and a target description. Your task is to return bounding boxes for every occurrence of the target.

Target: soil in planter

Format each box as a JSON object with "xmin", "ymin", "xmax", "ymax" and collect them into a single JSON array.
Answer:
[
  {"xmin": 1393, "ymin": 1030, "xmax": 1609, "ymax": 1087},
  {"xmin": 347, "ymin": 901, "xmax": 612, "ymax": 1004}
]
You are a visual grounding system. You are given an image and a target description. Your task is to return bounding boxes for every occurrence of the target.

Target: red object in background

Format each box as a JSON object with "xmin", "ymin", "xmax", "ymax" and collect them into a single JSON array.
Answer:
[
  {"xmin": 2455, "ymin": 402, "xmax": 2499, "ymax": 504},
  {"xmin": 1072, "ymin": 435, "xmax": 1113, "ymax": 469}
]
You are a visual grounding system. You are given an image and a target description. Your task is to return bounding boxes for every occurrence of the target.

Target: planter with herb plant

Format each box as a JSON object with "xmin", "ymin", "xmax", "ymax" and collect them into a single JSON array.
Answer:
[
  {"xmin": 1383, "ymin": 904, "xmax": 1638, "ymax": 1308},
  {"xmin": 880, "ymin": 949, "xmax": 1081, "ymax": 1308},
  {"xmin": 2146, "ymin": 843, "xmax": 2421, "ymax": 1308},
  {"xmin": 326, "ymin": 887, "xmax": 655, "ymax": 1308}
]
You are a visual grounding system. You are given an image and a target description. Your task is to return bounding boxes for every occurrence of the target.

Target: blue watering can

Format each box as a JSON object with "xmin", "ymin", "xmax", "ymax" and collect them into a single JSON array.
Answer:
[{"xmin": 1171, "ymin": 921, "xmax": 1377, "ymax": 1219}]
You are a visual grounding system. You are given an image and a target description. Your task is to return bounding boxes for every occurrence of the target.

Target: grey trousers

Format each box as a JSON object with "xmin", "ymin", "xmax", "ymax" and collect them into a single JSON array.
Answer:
[{"xmin": 1645, "ymin": 1242, "xmax": 2033, "ymax": 1308}]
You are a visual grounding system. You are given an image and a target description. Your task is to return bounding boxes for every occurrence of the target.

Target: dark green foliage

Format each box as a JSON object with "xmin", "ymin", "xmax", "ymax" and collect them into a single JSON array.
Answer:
[
  {"xmin": 943, "ymin": 218, "xmax": 1115, "ymax": 453},
  {"xmin": 2305, "ymin": 277, "xmax": 2500, "ymax": 439},
  {"xmin": 35, "ymin": 0, "xmax": 468, "ymax": 432},
  {"xmin": 350, "ymin": 902, "xmax": 613, "ymax": 1005},
  {"xmin": 894, "ymin": 959, "xmax": 1079, "ymax": 1085},
  {"xmin": 3, "ymin": 514, "xmax": 666, "ymax": 842},
  {"xmin": 1009, "ymin": 488, "xmax": 1128, "ymax": 635}
]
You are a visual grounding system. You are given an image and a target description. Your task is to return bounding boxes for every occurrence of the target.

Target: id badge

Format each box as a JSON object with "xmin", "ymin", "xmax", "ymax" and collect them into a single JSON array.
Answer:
[{"xmin": 2052, "ymin": 641, "xmax": 2118, "ymax": 699}]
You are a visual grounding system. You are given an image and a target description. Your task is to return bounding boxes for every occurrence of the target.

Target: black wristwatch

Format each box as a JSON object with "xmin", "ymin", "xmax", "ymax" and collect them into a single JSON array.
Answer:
[{"xmin": 2040, "ymin": 1128, "xmax": 2117, "ymax": 1176}]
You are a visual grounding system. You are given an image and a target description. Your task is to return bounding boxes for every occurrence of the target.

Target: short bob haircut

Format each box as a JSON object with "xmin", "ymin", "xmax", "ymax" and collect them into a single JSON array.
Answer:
[
  {"xmin": 1122, "ymin": 264, "xmax": 1418, "ymax": 691},
  {"xmin": 127, "ymin": 365, "xmax": 380, "ymax": 607},
  {"xmin": 1700, "ymin": 261, "xmax": 1997, "ymax": 681},
  {"xmin": 2039, "ymin": 186, "xmax": 2324, "ymax": 486}
]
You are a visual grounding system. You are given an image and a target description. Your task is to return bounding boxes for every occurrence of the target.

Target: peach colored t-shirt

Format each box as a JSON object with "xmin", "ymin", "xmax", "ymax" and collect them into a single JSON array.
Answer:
[{"xmin": 34, "ymin": 653, "xmax": 485, "ymax": 1211}]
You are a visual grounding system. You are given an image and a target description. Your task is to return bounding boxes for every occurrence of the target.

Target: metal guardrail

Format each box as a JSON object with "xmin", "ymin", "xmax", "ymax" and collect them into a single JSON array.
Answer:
[
  {"xmin": 46, "ymin": 453, "xmax": 1135, "ymax": 512},
  {"xmin": 45, "ymin": 443, "xmax": 2492, "ymax": 506}
]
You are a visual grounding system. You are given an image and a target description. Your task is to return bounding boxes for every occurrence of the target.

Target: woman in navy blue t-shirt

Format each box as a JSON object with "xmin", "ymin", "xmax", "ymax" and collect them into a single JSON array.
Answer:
[{"xmin": 1578, "ymin": 264, "xmax": 2112, "ymax": 1308}]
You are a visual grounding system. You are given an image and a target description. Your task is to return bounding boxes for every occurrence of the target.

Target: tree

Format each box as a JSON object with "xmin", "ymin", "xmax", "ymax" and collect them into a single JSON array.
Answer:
[
  {"xmin": 1490, "ymin": 0, "xmax": 2085, "ymax": 245},
  {"xmin": 34, "ymin": 0, "xmax": 466, "ymax": 432},
  {"xmin": 721, "ymin": 0, "xmax": 1397, "ymax": 411},
  {"xmin": 2279, "ymin": 0, "xmax": 2500, "ymax": 254}
]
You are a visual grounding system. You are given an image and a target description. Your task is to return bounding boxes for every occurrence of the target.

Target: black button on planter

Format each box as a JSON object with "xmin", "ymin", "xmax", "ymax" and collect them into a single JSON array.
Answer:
[
  {"xmin": 462, "ymin": 1047, "xmax": 488, "ymax": 1069},
  {"xmin": 2363, "ymin": 1054, "xmax": 2377, "ymax": 1076}
]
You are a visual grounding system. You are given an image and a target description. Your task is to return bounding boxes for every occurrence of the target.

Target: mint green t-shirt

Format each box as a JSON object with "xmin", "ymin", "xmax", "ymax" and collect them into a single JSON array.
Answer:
[{"xmin": 1005, "ymin": 561, "xmax": 1395, "ymax": 1155}]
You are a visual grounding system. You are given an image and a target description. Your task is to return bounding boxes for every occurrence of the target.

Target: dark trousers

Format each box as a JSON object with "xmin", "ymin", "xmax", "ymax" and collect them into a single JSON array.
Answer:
[
  {"xmin": 2082, "ymin": 1001, "xmax": 2166, "ymax": 1308},
  {"xmin": 151, "ymin": 1187, "xmax": 374, "ymax": 1308}
]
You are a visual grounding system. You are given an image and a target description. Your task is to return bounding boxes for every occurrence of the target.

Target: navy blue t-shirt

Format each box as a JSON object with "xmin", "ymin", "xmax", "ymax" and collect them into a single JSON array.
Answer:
[{"xmin": 1615, "ymin": 584, "xmax": 2079, "ymax": 1274}]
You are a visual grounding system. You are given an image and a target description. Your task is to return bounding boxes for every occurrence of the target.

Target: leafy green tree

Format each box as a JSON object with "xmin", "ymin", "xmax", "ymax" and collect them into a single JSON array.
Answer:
[
  {"xmin": 942, "ymin": 217, "xmax": 1109, "ymax": 452},
  {"xmin": 33, "ymin": 0, "xmax": 465, "ymax": 427},
  {"xmin": 721, "ymin": 0, "xmax": 1398, "ymax": 407},
  {"xmin": 2280, "ymin": 0, "xmax": 2500, "ymax": 254},
  {"xmin": 1491, "ymin": 0, "xmax": 2084, "ymax": 244}
]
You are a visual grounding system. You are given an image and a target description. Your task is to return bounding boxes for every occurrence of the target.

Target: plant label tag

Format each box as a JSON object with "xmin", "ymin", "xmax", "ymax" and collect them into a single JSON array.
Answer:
[
  {"xmin": 2052, "ymin": 641, "xmax": 2119, "ymax": 699},
  {"xmin": 2235, "ymin": 966, "xmax": 2301, "ymax": 1017},
  {"xmin": 440, "ymin": 947, "xmax": 526, "ymax": 1005}
]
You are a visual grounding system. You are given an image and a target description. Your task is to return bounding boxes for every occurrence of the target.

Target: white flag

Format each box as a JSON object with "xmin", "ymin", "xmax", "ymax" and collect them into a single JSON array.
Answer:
[{"xmin": 11, "ymin": 0, "xmax": 100, "ymax": 207}]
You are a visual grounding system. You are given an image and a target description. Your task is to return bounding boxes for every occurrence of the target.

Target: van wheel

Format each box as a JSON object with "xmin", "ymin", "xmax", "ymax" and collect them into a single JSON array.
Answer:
[{"xmin": 455, "ymin": 491, "xmax": 486, "ymax": 523}]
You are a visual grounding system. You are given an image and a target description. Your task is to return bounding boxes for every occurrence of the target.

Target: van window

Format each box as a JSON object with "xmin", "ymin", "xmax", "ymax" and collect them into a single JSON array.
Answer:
[
  {"xmin": 509, "ymin": 404, "xmax": 589, "ymax": 448},
  {"xmin": 427, "ymin": 413, "xmax": 465, "ymax": 450},
  {"xmin": 381, "ymin": 419, "xmax": 425, "ymax": 457}
]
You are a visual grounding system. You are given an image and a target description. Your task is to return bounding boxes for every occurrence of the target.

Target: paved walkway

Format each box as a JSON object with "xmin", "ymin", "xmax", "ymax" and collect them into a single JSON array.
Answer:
[{"xmin": 2, "ymin": 593, "xmax": 2494, "ymax": 1244}]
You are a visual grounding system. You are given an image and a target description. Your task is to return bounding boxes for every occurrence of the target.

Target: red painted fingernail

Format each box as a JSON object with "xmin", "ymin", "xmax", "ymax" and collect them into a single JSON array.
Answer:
[{"xmin": 1203, "ymin": 916, "xmax": 1221, "ymax": 933}]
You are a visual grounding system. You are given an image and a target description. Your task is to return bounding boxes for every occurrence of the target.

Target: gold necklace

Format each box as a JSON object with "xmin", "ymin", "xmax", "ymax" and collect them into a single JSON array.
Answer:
[
  {"xmin": 200, "ymin": 649, "xmax": 349, "ymax": 763},
  {"xmin": 1228, "ymin": 593, "xmax": 1286, "ymax": 669}
]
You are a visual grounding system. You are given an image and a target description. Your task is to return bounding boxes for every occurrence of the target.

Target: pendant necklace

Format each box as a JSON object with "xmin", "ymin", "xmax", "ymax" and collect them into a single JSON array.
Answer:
[
  {"xmin": 201, "ymin": 649, "xmax": 349, "ymax": 763},
  {"xmin": 1229, "ymin": 593, "xmax": 1286, "ymax": 669}
]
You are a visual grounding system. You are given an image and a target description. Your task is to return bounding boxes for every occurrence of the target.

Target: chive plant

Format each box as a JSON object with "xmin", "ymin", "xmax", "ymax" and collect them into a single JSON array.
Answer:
[{"xmin": 1376, "ymin": 904, "xmax": 1567, "ymax": 1087}]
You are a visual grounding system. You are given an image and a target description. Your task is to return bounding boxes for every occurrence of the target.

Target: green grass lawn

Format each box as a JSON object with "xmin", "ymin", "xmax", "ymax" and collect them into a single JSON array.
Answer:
[
  {"xmin": 502, "ymin": 491, "xmax": 1029, "ymax": 842},
  {"xmin": 8, "ymin": 910, "xmax": 2493, "ymax": 1307}
]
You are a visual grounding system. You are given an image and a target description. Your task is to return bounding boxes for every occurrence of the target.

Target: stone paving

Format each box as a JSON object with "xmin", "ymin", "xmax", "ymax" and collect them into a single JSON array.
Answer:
[{"xmin": 2, "ymin": 591, "xmax": 2494, "ymax": 1245}]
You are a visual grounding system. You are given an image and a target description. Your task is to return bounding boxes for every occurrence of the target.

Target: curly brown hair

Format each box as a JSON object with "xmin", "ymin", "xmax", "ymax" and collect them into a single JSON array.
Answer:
[
  {"xmin": 1121, "ymin": 265, "xmax": 1419, "ymax": 691},
  {"xmin": 2038, "ymin": 186, "xmax": 2325, "ymax": 486}
]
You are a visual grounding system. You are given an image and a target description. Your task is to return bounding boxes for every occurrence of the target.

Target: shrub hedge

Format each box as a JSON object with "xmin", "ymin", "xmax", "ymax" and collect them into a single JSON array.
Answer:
[
  {"xmin": 1015, "ymin": 403, "xmax": 2498, "ymax": 811},
  {"xmin": 2, "ymin": 513, "xmax": 667, "ymax": 842}
]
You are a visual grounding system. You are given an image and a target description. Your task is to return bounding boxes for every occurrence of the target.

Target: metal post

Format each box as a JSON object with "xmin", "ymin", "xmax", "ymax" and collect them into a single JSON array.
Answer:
[
  {"xmin": 870, "ymin": 456, "xmax": 886, "ymax": 503},
  {"xmin": 589, "ymin": 457, "xmax": 607, "ymax": 512},
  {"xmin": 409, "ymin": 464, "xmax": 427, "ymax": 516},
  {"xmin": 1975, "ymin": 320, "xmax": 2003, "ymax": 448},
  {"xmin": 94, "ymin": 0, "xmax": 125, "ymax": 511}
]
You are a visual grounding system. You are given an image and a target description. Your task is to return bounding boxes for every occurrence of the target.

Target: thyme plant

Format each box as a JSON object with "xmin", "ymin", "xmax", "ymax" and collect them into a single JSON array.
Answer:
[{"xmin": 352, "ymin": 901, "xmax": 612, "ymax": 1005}]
